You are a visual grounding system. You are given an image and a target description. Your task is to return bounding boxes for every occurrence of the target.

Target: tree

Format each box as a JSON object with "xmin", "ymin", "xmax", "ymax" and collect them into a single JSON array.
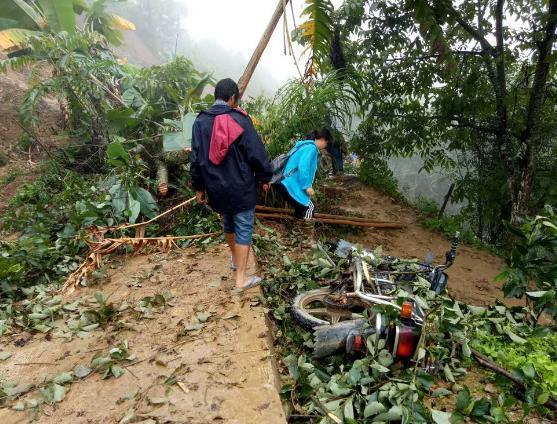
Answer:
[{"xmin": 335, "ymin": 0, "xmax": 557, "ymax": 228}]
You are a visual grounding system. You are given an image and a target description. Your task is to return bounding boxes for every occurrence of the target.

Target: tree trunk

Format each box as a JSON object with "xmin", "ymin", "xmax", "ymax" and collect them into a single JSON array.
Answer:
[{"xmin": 510, "ymin": 0, "xmax": 557, "ymax": 222}]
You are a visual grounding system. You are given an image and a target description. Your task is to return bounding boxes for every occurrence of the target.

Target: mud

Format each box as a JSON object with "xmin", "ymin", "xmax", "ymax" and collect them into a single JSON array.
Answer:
[
  {"xmin": 0, "ymin": 246, "xmax": 286, "ymax": 424},
  {"xmin": 325, "ymin": 176, "xmax": 510, "ymax": 306}
]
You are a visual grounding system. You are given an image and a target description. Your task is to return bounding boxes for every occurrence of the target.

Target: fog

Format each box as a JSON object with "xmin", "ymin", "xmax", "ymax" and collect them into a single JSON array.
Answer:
[
  {"xmin": 113, "ymin": 0, "xmax": 346, "ymax": 97},
  {"xmin": 113, "ymin": 0, "xmax": 457, "ymax": 209}
]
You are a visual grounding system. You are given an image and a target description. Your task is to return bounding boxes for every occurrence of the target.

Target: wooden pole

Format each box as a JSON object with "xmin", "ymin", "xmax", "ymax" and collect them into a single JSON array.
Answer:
[
  {"xmin": 238, "ymin": 0, "xmax": 290, "ymax": 97},
  {"xmin": 255, "ymin": 205, "xmax": 403, "ymax": 226},
  {"xmin": 255, "ymin": 212, "xmax": 404, "ymax": 229}
]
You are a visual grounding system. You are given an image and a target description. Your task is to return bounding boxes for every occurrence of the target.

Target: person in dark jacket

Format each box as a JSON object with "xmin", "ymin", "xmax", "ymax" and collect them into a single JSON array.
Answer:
[{"xmin": 190, "ymin": 78, "xmax": 273, "ymax": 289}]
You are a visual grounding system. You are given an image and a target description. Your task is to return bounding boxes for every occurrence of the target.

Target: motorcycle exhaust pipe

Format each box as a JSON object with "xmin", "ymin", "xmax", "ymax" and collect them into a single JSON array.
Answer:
[{"xmin": 313, "ymin": 319, "xmax": 376, "ymax": 358}]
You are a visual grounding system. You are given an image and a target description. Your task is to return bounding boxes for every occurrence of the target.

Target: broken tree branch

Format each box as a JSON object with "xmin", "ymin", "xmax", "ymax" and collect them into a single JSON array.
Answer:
[
  {"xmin": 471, "ymin": 348, "xmax": 557, "ymax": 411},
  {"xmin": 256, "ymin": 212, "xmax": 403, "ymax": 229},
  {"xmin": 256, "ymin": 205, "xmax": 404, "ymax": 227}
]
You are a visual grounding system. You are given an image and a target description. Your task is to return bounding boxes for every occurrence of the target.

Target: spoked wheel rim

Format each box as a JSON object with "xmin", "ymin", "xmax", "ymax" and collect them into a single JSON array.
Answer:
[{"xmin": 293, "ymin": 288, "xmax": 364, "ymax": 327}]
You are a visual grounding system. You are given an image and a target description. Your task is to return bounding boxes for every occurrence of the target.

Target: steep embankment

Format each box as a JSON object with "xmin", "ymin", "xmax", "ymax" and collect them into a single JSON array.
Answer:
[
  {"xmin": 0, "ymin": 65, "xmax": 62, "ymax": 213},
  {"xmin": 326, "ymin": 176, "xmax": 507, "ymax": 306}
]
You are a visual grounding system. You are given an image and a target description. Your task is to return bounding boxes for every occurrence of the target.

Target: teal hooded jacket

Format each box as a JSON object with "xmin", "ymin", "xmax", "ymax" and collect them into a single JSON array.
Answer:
[{"xmin": 281, "ymin": 140, "xmax": 319, "ymax": 206}]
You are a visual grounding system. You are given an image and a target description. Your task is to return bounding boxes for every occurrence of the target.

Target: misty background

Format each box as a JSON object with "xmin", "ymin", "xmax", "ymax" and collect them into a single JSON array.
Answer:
[{"xmin": 110, "ymin": 0, "xmax": 457, "ymax": 211}]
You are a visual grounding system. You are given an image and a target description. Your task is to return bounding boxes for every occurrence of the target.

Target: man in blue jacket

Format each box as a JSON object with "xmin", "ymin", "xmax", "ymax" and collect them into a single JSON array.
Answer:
[{"xmin": 190, "ymin": 78, "xmax": 273, "ymax": 289}]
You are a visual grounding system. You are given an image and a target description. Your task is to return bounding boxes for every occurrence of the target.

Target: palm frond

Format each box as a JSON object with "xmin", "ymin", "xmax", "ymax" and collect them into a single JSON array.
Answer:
[
  {"xmin": 294, "ymin": 0, "xmax": 334, "ymax": 80},
  {"xmin": 0, "ymin": 28, "xmax": 37, "ymax": 53},
  {"xmin": 0, "ymin": 52, "xmax": 35, "ymax": 73}
]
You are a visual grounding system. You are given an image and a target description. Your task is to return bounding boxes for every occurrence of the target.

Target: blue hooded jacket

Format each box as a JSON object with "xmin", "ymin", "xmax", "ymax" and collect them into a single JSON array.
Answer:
[
  {"xmin": 281, "ymin": 140, "xmax": 319, "ymax": 206},
  {"xmin": 190, "ymin": 103, "xmax": 273, "ymax": 214}
]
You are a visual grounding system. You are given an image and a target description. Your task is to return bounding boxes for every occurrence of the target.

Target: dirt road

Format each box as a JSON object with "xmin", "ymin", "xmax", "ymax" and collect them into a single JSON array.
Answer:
[
  {"xmin": 0, "ymin": 246, "xmax": 286, "ymax": 424},
  {"xmin": 325, "ymin": 176, "xmax": 508, "ymax": 306}
]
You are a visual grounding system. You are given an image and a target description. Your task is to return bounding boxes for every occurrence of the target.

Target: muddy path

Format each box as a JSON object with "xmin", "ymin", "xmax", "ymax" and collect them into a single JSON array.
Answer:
[
  {"xmin": 0, "ymin": 246, "xmax": 285, "ymax": 424},
  {"xmin": 321, "ymin": 176, "xmax": 508, "ymax": 306}
]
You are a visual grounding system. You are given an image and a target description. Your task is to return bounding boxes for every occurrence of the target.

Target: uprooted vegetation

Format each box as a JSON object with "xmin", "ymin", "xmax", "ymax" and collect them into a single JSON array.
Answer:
[{"xmin": 253, "ymin": 223, "xmax": 557, "ymax": 422}]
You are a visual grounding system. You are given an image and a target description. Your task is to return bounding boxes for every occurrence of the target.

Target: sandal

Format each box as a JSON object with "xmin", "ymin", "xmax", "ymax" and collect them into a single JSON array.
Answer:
[{"xmin": 237, "ymin": 276, "xmax": 262, "ymax": 290}]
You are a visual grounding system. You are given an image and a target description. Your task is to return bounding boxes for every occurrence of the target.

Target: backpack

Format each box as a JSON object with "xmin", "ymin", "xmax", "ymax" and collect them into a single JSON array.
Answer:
[{"xmin": 269, "ymin": 141, "xmax": 314, "ymax": 185}]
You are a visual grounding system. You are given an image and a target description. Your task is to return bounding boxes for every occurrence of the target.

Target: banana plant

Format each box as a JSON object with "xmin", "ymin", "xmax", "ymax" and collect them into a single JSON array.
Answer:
[
  {"xmin": 82, "ymin": 0, "xmax": 135, "ymax": 46},
  {"xmin": 0, "ymin": 0, "xmax": 134, "ymax": 53},
  {"xmin": 292, "ymin": 0, "xmax": 334, "ymax": 81}
]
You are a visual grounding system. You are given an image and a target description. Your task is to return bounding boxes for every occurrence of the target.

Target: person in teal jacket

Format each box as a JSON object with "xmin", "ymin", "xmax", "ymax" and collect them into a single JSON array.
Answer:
[{"xmin": 275, "ymin": 128, "xmax": 332, "ymax": 220}]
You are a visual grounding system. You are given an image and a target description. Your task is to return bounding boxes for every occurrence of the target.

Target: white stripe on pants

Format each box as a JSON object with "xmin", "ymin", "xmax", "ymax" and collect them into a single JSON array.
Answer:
[{"xmin": 305, "ymin": 200, "xmax": 315, "ymax": 219}]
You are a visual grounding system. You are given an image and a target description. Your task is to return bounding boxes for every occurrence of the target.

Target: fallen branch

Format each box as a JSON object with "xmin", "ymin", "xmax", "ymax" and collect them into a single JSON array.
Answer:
[
  {"xmin": 61, "ymin": 231, "xmax": 217, "ymax": 294},
  {"xmin": 471, "ymin": 348, "xmax": 557, "ymax": 411},
  {"xmin": 117, "ymin": 197, "xmax": 196, "ymax": 231},
  {"xmin": 256, "ymin": 205, "xmax": 403, "ymax": 227},
  {"xmin": 255, "ymin": 212, "xmax": 404, "ymax": 229}
]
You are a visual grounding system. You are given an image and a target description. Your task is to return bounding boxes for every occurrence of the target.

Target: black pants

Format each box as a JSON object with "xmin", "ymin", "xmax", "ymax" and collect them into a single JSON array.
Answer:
[
  {"xmin": 275, "ymin": 183, "xmax": 315, "ymax": 219},
  {"xmin": 326, "ymin": 143, "xmax": 344, "ymax": 174}
]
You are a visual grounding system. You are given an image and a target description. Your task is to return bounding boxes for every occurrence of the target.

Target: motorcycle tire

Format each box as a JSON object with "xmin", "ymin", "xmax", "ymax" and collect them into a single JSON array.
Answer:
[{"xmin": 291, "ymin": 288, "xmax": 336, "ymax": 330}]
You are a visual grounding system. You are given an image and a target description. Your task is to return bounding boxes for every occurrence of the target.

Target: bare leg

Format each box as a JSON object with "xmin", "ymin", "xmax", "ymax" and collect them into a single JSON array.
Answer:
[
  {"xmin": 225, "ymin": 232, "xmax": 236, "ymax": 268},
  {"xmin": 234, "ymin": 244, "xmax": 250, "ymax": 288}
]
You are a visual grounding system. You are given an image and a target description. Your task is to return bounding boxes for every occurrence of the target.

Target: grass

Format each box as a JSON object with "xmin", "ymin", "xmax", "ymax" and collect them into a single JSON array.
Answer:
[
  {"xmin": 414, "ymin": 198, "xmax": 503, "ymax": 256},
  {"xmin": 0, "ymin": 169, "xmax": 23, "ymax": 187}
]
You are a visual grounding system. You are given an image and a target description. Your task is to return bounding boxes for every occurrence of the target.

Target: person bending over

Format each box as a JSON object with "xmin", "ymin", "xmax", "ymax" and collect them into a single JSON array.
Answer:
[{"xmin": 274, "ymin": 128, "xmax": 332, "ymax": 245}]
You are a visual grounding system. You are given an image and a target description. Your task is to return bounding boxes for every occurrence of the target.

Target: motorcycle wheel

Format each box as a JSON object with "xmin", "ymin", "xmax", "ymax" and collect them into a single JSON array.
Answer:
[{"xmin": 291, "ymin": 288, "xmax": 363, "ymax": 330}]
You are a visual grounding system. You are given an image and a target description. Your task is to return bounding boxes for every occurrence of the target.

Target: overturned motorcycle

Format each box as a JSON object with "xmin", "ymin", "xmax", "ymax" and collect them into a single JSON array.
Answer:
[{"xmin": 291, "ymin": 234, "xmax": 460, "ymax": 360}]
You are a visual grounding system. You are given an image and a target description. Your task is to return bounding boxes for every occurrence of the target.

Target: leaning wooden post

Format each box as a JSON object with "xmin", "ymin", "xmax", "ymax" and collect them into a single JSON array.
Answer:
[{"xmin": 238, "ymin": 0, "xmax": 291, "ymax": 97}]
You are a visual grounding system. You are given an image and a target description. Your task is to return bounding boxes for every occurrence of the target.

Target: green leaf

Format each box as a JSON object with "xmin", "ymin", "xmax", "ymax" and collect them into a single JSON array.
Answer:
[
  {"xmin": 52, "ymin": 383, "xmax": 66, "ymax": 402},
  {"xmin": 3, "ymin": 383, "xmax": 33, "ymax": 398},
  {"xmin": 121, "ymin": 87, "xmax": 145, "ymax": 109},
  {"xmin": 470, "ymin": 398, "xmax": 491, "ymax": 417},
  {"xmin": 431, "ymin": 388, "xmax": 452, "ymax": 398},
  {"xmin": 378, "ymin": 349, "xmax": 394, "ymax": 367},
  {"xmin": 521, "ymin": 363, "xmax": 535, "ymax": 379},
  {"xmin": 375, "ymin": 405, "xmax": 402, "ymax": 421},
  {"xmin": 443, "ymin": 364, "xmax": 455, "ymax": 383},
  {"xmin": 505, "ymin": 329, "xmax": 527, "ymax": 344},
  {"xmin": 134, "ymin": 187, "xmax": 158, "ymax": 219},
  {"xmin": 95, "ymin": 291, "xmax": 106, "ymax": 305},
  {"xmin": 74, "ymin": 364, "xmax": 92, "ymax": 379},
  {"xmin": 537, "ymin": 391, "xmax": 550, "ymax": 405},
  {"xmin": 106, "ymin": 140, "xmax": 129, "ymax": 167},
  {"xmin": 196, "ymin": 312, "xmax": 209, "ymax": 323},
  {"xmin": 7, "ymin": 0, "xmax": 45, "ymax": 30},
  {"xmin": 363, "ymin": 401, "xmax": 386, "ymax": 417},
  {"xmin": 127, "ymin": 192, "xmax": 140, "ymax": 224},
  {"xmin": 38, "ymin": 0, "xmax": 76, "ymax": 33},
  {"xmin": 343, "ymin": 397, "xmax": 354, "ymax": 420},
  {"xmin": 431, "ymin": 409, "xmax": 452, "ymax": 424},
  {"xmin": 162, "ymin": 113, "xmax": 196, "ymax": 152},
  {"xmin": 456, "ymin": 387, "xmax": 471, "ymax": 411},
  {"xmin": 0, "ymin": 351, "xmax": 12, "ymax": 361},
  {"xmin": 53, "ymin": 372, "xmax": 73, "ymax": 385},
  {"xmin": 525, "ymin": 290, "xmax": 550, "ymax": 298},
  {"xmin": 111, "ymin": 365, "xmax": 126, "ymax": 378}
]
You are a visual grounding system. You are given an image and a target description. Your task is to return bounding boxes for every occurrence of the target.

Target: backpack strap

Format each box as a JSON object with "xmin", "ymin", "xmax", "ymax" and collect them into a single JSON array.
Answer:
[{"xmin": 280, "ymin": 141, "xmax": 315, "ymax": 180}]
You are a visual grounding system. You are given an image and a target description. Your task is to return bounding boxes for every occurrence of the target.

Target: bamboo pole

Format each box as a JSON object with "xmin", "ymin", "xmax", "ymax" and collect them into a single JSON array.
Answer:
[
  {"xmin": 255, "ymin": 212, "xmax": 403, "ymax": 229},
  {"xmin": 238, "ymin": 0, "xmax": 290, "ymax": 97},
  {"xmin": 255, "ymin": 205, "xmax": 403, "ymax": 226}
]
